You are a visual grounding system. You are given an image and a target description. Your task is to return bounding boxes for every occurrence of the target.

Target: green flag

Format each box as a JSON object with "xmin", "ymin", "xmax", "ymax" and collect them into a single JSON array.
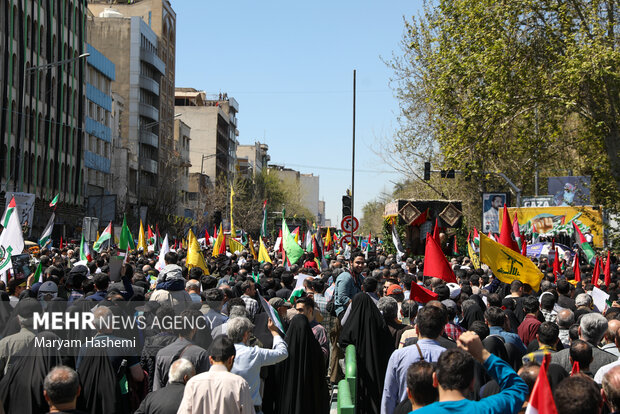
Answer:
[
  {"xmin": 32, "ymin": 262, "xmax": 42, "ymax": 284},
  {"xmin": 119, "ymin": 215, "xmax": 135, "ymax": 252},
  {"xmin": 282, "ymin": 215, "xmax": 304, "ymax": 265}
]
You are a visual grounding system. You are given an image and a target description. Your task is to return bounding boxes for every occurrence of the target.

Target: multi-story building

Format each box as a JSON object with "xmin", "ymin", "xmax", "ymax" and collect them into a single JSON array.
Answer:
[
  {"xmin": 173, "ymin": 118, "xmax": 191, "ymax": 216},
  {"xmin": 236, "ymin": 142, "xmax": 270, "ymax": 179},
  {"xmin": 87, "ymin": 10, "xmax": 165, "ymax": 216},
  {"xmin": 87, "ymin": 0, "xmax": 176, "ymax": 202},
  {"xmin": 268, "ymin": 165, "xmax": 322, "ymax": 225},
  {"xmin": 175, "ymin": 88, "xmax": 239, "ymax": 184},
  {"xmin": 84, "ymin": 44, "xmax": 114, "ymax": 198},
  {"xmin": 0, "ymin": 0, "xmax": 89, "ymax": 232}
]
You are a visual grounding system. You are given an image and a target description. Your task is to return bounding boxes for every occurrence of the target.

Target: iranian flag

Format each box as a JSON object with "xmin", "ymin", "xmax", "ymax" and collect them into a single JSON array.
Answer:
[
  {"xmin": 572, "ymin": 222, "xmax": 596, "ymax": 264},
  {"xmin": 525, "ymin": 354, "xmax": 557, "ymax": 414},
  {"xmin": 93, "ymin": 222, "xmax": 112, "ymax": 252},
  {"xmin": 261, "ymin": 200, "xmax": 268, "ymax": 238},
  {"xmin": 0, "ymin": 197, "xmax": 24, "ymax": 280},
  {"xmin": 39, "ymin": 213, "xmax": 55, "ymax": 247},
  {"xmin": 80, "ymin": 233, "xmax": 93, "ymax": 262},
  {"xmin": 49, "ymin": 193, "xmax": 59, "ymax": 208}
]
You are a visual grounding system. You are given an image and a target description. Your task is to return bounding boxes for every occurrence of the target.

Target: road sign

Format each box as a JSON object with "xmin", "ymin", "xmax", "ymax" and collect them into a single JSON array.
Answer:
[
  {"xmin": 340, "ymin": 215, "xmax": 359, "ymax": 233},
  {"xmin": 339, "ymin": 234, "xmax": 359, "ymax": 249}
]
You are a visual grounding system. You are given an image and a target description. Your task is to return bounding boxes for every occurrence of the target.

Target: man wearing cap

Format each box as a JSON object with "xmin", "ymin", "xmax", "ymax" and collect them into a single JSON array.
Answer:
[
  {"xmin": 0, "ymin": 298, "xmax": 40, "ymax": 373},
  {"xmin": 178, "ymin": 335, "xmax": 254, "ymax": 414},
  {"xmin": 269, "ymin": 297, "xmax": 291, "ymax": 331}
]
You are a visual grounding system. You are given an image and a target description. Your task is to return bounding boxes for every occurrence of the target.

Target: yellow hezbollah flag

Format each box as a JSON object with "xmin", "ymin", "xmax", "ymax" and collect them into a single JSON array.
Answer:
[
  {"xmin": 138, "ymin": 220, "xmax": 147, "ymax": 251},
  {"xmin": 212, "ymin": 223, "xmax": 224, "ymax": 257},
  {"xmin": 229, "ymin": 237, "xmax": 244, "ymax": 254},
  {"xmin": 324, "ymin": 228, "xmax": 332, "ymax": 249},
  {"xmin": 187, "ymin": 229, "xmax": 209, "ymax": 274},
  {"xmin": 467, "ymin": 241, "xmax": 480, "ymax": 270},
  {"xmin": 248, "ymin": 234, "xmax": 258, "ymax": 260},
  {"xmin": 258, "ymin": 237, "xmax": 272, "ymax": 263},
  {"xmin": 479, "ymin": 233, "xmax": 543, "ymax": 291}
]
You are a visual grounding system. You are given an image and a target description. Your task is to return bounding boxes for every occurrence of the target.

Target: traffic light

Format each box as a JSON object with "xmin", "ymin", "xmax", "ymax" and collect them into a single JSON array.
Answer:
[
  {"xmin": 440, "ymin": 169, "xmax": 455, "ymax": 178},
  {"xmin": 342, "ymin": 195, "xmax": 351, "ymax": 217},
  {"xmin": 424, "ymin": 162, "xmax": 431, "ymax": 181}
]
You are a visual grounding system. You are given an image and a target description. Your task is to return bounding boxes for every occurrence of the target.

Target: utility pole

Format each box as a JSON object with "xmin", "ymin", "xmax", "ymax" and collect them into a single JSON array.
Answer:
[{"xmin": 350, "ymin": 69, "xmax": 356, "ymax": 247}]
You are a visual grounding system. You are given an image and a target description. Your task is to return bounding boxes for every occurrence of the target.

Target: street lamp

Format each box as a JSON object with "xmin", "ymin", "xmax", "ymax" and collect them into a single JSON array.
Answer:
[
  {"xmin": 136, "ymin": 113, "xmax": 182, "ymax": 220},
  {"xmin": 10, "ymin": 52, "xmax": 90, "ymax": 193}
]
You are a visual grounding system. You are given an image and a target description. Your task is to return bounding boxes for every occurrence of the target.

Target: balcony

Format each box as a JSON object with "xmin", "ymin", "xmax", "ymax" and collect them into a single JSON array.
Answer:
[
  {"xmin": 141, "ymin": 159, "xmax": 158, "ymax": 174},
  {"xmin": 140, "ymin": 130, "xmax": 159, "ymax": 148},
  {"xmin": 139, "ymin": 103, "xmax": 159, "ymax": 121},
  {"xmin": 140, "ymin": 47, "xmax": 165, "ymax": 74},
  {"xmin": 139, "ymin": 75, "xmax": 159, "ymax": 95},
  {"xmin": 140, "ymin": 185, "xmax": 158, "ymax": 201}
]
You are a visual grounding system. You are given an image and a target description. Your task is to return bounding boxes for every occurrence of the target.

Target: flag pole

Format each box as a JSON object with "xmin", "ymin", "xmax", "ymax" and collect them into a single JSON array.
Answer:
[{"xmin": 350, "ymin": 69, "xmax": 356, "ymax": 247}]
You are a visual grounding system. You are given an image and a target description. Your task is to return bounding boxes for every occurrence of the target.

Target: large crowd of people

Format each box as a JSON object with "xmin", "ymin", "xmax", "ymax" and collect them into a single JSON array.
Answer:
[{"xmin": 0, "ymin": 235, "xmax": 618, "ymax": 414}]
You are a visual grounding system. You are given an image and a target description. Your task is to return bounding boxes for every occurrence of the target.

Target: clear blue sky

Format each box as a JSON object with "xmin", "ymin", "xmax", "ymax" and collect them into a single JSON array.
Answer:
[{"xmin": 174, "ymin": 0, "xmax": 421, "ymax": 225}]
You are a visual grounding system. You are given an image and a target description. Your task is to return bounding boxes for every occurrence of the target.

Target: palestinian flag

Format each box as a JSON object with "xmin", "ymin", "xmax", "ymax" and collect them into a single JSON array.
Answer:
[
  {"xmin": 49, "ymin": 194, "xmax": 59, "ymax": 208},
  {"xmin": 39, "ymin": 213, "xmax": 55, "ymax": 247},
  {"xmin": 572, "ymin": 222, "xmax": 596, "ymax": 264},
  {"xmin": 93, "ymin": 222, "xmax": 112, "ymax": 252},
  {"xmin": 1, "ymin": 196, "xmax": 16, "ymax": 228},
  {"xmin": 147, "ymin": 226, "xmax": 156, "ymax": 248},
  {"xmin": 305, "ymin": 229, "xmax": 313, "ymax": 252}
]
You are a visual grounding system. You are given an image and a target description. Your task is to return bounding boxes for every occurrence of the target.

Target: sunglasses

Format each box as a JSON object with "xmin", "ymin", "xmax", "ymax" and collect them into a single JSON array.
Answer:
[{"xmin": 295, "ymin": 307, "xmax": 305, "ymax": 312}]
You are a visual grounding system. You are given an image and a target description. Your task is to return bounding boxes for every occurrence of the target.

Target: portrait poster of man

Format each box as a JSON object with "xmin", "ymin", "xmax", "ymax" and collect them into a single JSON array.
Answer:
[
  {"xmin": 547, "ymin": 176, "xmax": 591, "ymax": 206},
  {"xmin": 482, "ymin": 192, "xmax": 509, "ymax": 234}
]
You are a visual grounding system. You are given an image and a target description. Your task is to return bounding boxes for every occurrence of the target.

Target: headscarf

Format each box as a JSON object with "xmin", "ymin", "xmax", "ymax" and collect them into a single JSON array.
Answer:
[
  {"xmin": 0, "ymin": 331, "xmax": 63, "ymax": 414},
  {"xmin": 483, "ymin": 335, "xmax": 509, "ymax": 362},
  {"xmin": 462, "ymin": 302, "xmax": 484, "ymax": 330},
  {"xmin": 340, "ymin": 293, "xmax": 394, "ymax": 414},
  {"xmin": 274, "ymin": 315, "xmax": 329, "ymax": 414}
]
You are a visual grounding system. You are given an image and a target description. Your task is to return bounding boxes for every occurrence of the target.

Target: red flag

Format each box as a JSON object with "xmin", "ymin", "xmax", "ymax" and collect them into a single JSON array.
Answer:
[
  {"xmin": 573, "ymin": 254, "xmax": 581, "ymax": 282},
  {"xmin": 521, "ymin": 239, "xmax": 527, "ymax": 257},
  {"xmin": 219, "ymin": 233, "xmax": 227, "ymax": 255},
  {"xmin": 453, "ymin": 235, "xmax": 459, "ymax": 256},
  {"xmin": 604, "ymin": 250, "xmax": 611, "ymax": 287},
  {"xmin": 278, "ymin": 229, "xmax": 283, "ymax": 252},
  {"xmin": 592, "ymin": 257, "xmax": 600, "ymax": 286},
  {"xmin": 214, "ymin": 225, "xmax": 218, "ymax": 239},
  {"xmin": 432, "ymin": 219, "xmax": 440, "ymax": 241},
  {"xmin": 409, "ymin": 281, "xmax": 439, "ymax": 303},
  {"xmin": 499, "ymin": 204, "xmax": 519, "ymax": 252},
  {"xmin": 204, "ymin": 228, "xmax": 211, "ymax": 246},
  {"xmin": 513, "ymin": 213, "xmax": 522, "ymax": 248},
  {"xmin": 528, "ymin": 354, "xmax": 558, "ymax": 413},
  {"xmin": 570, "ymin": 360, "xmax": 580, "ymax": 376},
  {"xmin": 551, "ymin": 238, "xmax": 555, "ymax": 251},
  {"xmin": 367, "ymin": 232, "xmax": 372, "ymax": 247},
  {"xmin": 423, "ymin": 233, "xmax": 457, "ymax": 283},
  {"xmin": 60, "ymin": 236, "xmax": 64, "ymax": 249},
  {"xmin": 553, "ymin": 248, "xmax": 560, "ymax": 282}
]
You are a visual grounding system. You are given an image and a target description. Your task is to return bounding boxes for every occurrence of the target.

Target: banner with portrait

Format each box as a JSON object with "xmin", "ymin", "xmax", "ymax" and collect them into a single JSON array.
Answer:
[
  {"xmin": 481, "ymin": 192, "xmax": 510, "ymax": 234},
  {"xmin": 502, "ymin": 206, "xmax": 603, "ymax": 248}
]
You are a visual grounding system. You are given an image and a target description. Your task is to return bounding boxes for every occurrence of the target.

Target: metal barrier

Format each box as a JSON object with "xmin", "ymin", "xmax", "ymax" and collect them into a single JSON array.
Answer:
[{"xmin": 337, "ymin": 345, "xmax": 357, "ymax": 413}]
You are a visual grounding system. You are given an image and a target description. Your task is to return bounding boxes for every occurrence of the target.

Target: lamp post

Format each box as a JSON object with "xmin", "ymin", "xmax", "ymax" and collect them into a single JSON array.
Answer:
[
  {"xmin": 136, "ymin": 113, "xmax": 181, "ymax": 220},
  {"xmin": 10, "ymin": 52, "xmax": 90, "ymax": 193}
]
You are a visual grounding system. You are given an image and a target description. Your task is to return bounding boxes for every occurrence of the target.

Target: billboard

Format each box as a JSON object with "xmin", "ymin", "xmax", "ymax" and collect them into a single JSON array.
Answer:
[
  {"xmin": 547, "ymin": 176, "xmax": 591, "ymax": 206},
  {"xmin": 482, "ymin": 192, "xmax": 510, "ymax": 234},
  {"xmin": 502, "ymin": 206, "xmax": 603, "ymax": 248}
]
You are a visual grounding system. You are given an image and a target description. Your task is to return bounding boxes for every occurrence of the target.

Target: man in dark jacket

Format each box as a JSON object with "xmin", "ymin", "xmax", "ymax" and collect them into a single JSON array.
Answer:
[{"xmin": 136, "ymin": 358, "xmax": 195, "ymax": 414}]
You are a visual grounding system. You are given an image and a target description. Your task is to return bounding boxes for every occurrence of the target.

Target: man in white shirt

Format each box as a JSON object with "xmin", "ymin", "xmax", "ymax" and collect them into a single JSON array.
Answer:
[{"xmin": 178, "ymin": 335, "xmax": 254, "ymax": 414}]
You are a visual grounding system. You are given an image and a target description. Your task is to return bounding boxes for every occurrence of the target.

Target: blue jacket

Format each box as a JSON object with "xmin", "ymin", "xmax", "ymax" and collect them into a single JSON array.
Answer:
[{"xmin": 334, "ymin": 271, "xmax": 362, "ymax": 317}]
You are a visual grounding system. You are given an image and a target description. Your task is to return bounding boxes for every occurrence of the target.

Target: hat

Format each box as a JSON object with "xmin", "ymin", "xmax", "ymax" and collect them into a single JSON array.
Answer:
[
  {"xmin": 441, "ymin": 299, "xmax": 457, "ymax": 312},
  {"xmin": 208, "ymin": 334, "xmax": 236, "ymax": 360},
  {"xmin": 446, "ymin": 282, "xmax": 461, "ymax": 299},
  {"xmin": 39, "ymin": 281, "xmax": 58, "ymax": 294},
  {"xmin": 269, "ymin": 297, "xmax": 291, "ymax": 308},
  {"xmin": 387, "ymin": 284, "xmax": 404, "ymax": 296},
  {"xmin": 16, "ymin": 278, "xmax": 27, "ymax": 287}
]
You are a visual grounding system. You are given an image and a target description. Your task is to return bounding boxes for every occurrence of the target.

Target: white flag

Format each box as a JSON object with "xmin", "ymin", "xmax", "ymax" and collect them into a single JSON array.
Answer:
[
  {"xmin": 155, "ymin": 234, "xmax": 169, "ymax": 272},
  {"xmin": 0, "ymin": 198, "xmax": 25, "ymax": 281}
]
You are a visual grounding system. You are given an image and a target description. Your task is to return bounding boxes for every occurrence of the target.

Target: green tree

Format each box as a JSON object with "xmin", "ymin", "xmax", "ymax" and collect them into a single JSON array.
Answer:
[{"xmin": 389, "ymin": 0, "xmax": 620, "ymax": 218}]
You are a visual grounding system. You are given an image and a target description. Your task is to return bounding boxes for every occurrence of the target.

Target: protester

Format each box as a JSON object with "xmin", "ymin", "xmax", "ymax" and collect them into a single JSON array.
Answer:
[
  {"xmin": 43, "ymin": 366, "xmax": 85, "ymax": 414},
  {"xmin": 554, "ymin": 374, "xmax": 603, "ymax": 414},
  {"xmin": 177, "ymin": 335, "xmax": 254, "ymax": 414},
  {"xmin": 136, "ymin": 358, "xmax": 195, "ymax": 414},
  {"xmin": 412, "ymin": 331, "xmax": 528, "ymax": 413},
  {"xmin": 602, "ymin": 365, "xmax": 620, "ymax": 413},
  {"xmin": 228, "ymin": 317, "xmax": 288, "ymax": 412}
]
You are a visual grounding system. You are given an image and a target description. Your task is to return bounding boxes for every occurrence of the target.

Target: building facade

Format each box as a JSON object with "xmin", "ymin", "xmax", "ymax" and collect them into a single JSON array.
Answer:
[
  {"xmin": 236, "ymin": 142, "xmax": 269, "ymax": 179},
  {"xmin": 175, "ymin": 88, "xmax": 239, "ymax": 184},
  {"xmin": 1, "ymin": 0, "xmax": 89, "ymax": 231},
  {"xmin": 87, "ymin": 11, "xmax": 165, "ymax": 216},
  {"xmin": 172, "ymin": 118, "xmax": 191, "ymax": 216}
]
